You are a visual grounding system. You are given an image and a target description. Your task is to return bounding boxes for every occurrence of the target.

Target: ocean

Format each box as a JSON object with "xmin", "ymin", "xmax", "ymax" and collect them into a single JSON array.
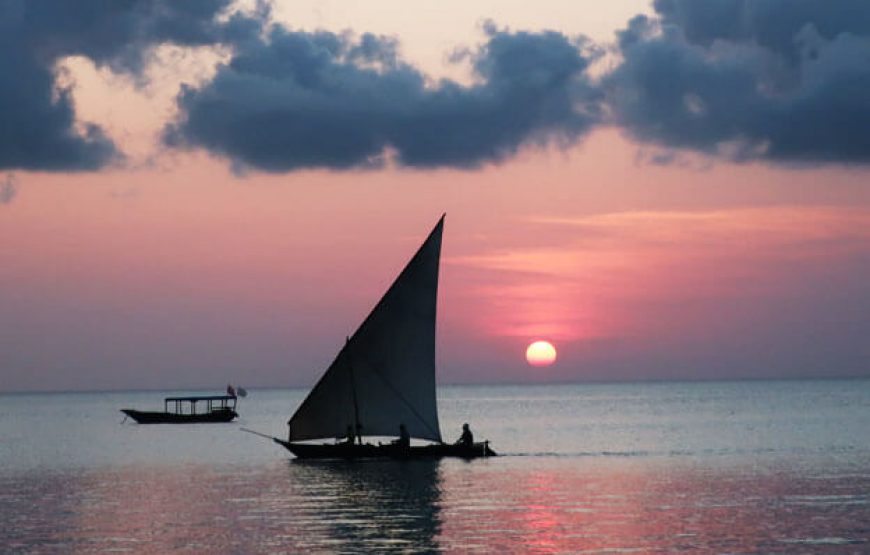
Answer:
[{"xmin": 1, "ymin": 379, "xmax": 868, "ymax": 553}]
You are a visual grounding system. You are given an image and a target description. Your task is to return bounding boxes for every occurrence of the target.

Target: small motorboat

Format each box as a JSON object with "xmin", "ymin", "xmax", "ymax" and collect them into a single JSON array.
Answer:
[{"xmin": 121, "ymin": 394, "xmax": 238, "ymax": 424}]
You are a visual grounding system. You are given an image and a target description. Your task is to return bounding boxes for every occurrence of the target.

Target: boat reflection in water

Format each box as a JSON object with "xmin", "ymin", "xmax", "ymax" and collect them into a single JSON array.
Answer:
[{"xmin": 289, "ymin": 459, "xmax": 443, "ymax": 552}]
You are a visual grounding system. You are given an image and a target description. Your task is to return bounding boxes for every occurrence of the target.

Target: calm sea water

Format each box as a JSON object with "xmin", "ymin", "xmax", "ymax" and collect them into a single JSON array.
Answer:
[{"xmin": 1, "ymin": 380, "xmax": 869, "ymax": 553}]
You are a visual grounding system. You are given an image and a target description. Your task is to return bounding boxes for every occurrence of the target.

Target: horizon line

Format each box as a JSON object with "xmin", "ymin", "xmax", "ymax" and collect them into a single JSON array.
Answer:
[{"xmin": 2, "ymin": 374, "xmax": 868, "ymax": 395}]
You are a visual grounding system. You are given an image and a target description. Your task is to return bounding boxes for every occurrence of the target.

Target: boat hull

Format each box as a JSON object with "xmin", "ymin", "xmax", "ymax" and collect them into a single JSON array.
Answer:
[
  {"xmin": 121, "ymin": 408, "xmax": 238, "ymax": 424},
  {"xmin": 274, "ymin": 439, "xmax": 497, "ymax": 459}
]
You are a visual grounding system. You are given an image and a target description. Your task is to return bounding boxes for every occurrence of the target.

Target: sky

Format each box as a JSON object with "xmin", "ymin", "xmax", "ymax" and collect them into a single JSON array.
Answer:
[{"xmin": 1, "ymin": 0, "xmax": 869, "ymax": 392}]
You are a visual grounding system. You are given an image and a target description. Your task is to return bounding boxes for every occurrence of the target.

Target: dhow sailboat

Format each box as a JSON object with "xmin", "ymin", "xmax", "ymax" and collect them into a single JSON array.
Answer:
[{"xmin": 274, "ymin": 215, "xmax": 496, "ymax": 459}]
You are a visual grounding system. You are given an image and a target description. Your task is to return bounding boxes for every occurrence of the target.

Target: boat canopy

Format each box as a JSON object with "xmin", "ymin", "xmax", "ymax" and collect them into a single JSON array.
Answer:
[
  {"xmin": 164, "ymin": 395, "xmax": 237, "ymax": 402},
  {"xmin": 287, "ymin": 216, "xmax": 445, "ymax": 443},
  {"xmin": 164, "ymin": 395, "xmax": 236, "ymax": 415}
]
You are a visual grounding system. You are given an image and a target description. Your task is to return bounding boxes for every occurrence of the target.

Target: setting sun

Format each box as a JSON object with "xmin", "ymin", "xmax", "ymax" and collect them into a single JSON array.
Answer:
[{"xmin": 526, "ymin": 340, "xmax": 557, "ymax": 367}]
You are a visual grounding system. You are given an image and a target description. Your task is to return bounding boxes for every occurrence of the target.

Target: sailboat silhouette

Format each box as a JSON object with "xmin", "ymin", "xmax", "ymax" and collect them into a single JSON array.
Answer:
[{"xmin": 274, "ymin": 215, "xmax": 496, "ymax": 459}]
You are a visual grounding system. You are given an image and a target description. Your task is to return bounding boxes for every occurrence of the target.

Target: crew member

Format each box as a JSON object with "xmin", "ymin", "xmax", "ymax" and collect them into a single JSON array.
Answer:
[
  {"xmin": 393, "ymin": 423, "xmax": 410, "ymax": 449},
  {"xmin": 456, "ymin": 423, "xmax": 473, "ymax": 447}
]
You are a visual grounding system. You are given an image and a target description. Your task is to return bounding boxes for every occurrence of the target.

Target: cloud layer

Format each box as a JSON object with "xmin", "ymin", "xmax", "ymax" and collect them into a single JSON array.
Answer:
[
  {"xmin": 3, "ymin": 0, "xmax": 870, "ymax": 171},
  {"xmin": 609, "ymin": 0, "xmax": 870, "ymax": 163},
  {"xmin": 0, "ymin": 0, "xmax": 259, "ymax": 171},
  {"xmin": 164, "ymin": 25, "xmax": 601, "ymax": 170}
]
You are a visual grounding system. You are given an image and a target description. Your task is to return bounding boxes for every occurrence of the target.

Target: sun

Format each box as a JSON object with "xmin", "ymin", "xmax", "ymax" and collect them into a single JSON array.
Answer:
[{"xmin": 525, "ymin": 340, "xmax": 557, "ymax": 367}]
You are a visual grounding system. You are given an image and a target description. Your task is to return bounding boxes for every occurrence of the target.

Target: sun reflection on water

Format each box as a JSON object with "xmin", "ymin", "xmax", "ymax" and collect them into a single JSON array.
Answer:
[{"xmin": 1, "ymin": 457, "xmax": 868, "ymax": 553}]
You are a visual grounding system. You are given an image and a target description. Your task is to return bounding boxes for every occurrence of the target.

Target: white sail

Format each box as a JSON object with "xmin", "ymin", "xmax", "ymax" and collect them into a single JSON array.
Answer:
[{"xmin": 288, "ymin": 216, "xmax": 444, "ymax": 443}]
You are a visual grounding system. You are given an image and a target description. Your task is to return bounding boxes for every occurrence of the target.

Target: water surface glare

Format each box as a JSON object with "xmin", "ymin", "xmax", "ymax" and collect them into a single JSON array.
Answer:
[{"xmin": 1, "ymin": 380, "xmax": 868, "ymax": 552}]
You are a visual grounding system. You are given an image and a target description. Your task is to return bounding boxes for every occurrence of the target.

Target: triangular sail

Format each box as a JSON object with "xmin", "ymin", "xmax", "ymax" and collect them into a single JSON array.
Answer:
[{"xmin": 288, "ymin": 216, "xmax": 444, "ymax": 443}]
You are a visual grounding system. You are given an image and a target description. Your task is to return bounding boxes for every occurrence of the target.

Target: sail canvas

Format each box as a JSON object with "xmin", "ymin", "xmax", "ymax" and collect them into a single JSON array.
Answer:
[{"xmin": 287, "ymin": 217, "xmax": 444, "ymax": 443}]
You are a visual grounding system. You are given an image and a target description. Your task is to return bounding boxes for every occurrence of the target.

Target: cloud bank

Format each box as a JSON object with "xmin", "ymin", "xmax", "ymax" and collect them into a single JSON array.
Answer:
[
  {"xmin": 3, "ymin": 0, "xmax": 870, "ymax": 171},
  {"xmin": 0, "ymin": 0, "xmax": 261, "ymax": 171},
  {"xmin": 164, "ymin": 24, "xmax": 602, "ymax": 170},
  {"xmin": 609, "ymin": 0, "xmax": 870, "ymax": 163}
]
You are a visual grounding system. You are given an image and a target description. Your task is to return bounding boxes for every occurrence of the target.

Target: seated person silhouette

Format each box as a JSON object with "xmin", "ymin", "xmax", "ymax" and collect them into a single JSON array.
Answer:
[
  {"xmin": 342, "ymin": 425, "xmax": 355, "ymax": 445},
  {"xmin": 456, "ymin": 423, "xmax": 473, "ymax": 447},
  {"xmin": 392, "ymin": 423, "xmax": 410, "ymax": 449}
]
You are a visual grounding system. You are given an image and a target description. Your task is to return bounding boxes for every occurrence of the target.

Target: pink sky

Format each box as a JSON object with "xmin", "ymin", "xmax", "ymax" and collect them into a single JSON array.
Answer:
[{"xmin": 1, "ymin": 1, "xmax": 869, "ymax": 391}]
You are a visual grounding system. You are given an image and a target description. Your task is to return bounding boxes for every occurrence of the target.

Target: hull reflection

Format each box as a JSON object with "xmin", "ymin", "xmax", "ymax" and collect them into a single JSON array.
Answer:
[{"xmin": 289, "ymin": 459, "xmax": 443, "ymax": 552}]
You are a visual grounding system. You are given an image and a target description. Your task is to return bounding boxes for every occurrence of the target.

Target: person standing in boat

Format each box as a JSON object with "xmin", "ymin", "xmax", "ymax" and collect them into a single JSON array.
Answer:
[
  {"xmin": 392, "ymin": 423, "xmax": 410, "ymax": 449},
  {"xmin": 456, "ymin": 423, "xmax": 473, "ymax": 447}
]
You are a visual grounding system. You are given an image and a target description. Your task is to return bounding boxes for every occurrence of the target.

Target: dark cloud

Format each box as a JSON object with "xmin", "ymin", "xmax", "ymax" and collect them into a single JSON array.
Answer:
[
  {"xmin": 0, "ymin": 26, "xmax": 118, "ymax": 171},
  {"xmin": 164, "ymin": 24, "xmax": 602, "ymax": 171},
  {"xmin": 1, "ymin": 174, "xmax": 17, "ymax": 204},
  {"xmin": 0, "ymin": 0, "xmax": 263, "ymax": 171},
  {"xmin": 609, "ymin": 0, "xmax": 870, "ymax": 164},
  {"xmin": 10, "ymin": 0, "xmax": 241, "ymax": 71},
  {"xmin": 653, "ymin": 0, "xmax": 870, "ymax": 63},
  {"xmin": 5, "ymin": 0, "xmax": 870, "ymax": 172}
]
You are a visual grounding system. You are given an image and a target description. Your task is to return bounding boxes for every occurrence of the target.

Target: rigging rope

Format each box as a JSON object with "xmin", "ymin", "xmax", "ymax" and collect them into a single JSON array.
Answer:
[{"xmin": 364, "ymin": 361, "xmax": 443, "ymax": 442}]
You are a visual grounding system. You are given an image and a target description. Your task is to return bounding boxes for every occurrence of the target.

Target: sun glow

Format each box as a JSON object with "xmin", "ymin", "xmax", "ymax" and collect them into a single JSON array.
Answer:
[{"xmin": 525, "ymin": 340, "xmax": 557, "ymax": 367}]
